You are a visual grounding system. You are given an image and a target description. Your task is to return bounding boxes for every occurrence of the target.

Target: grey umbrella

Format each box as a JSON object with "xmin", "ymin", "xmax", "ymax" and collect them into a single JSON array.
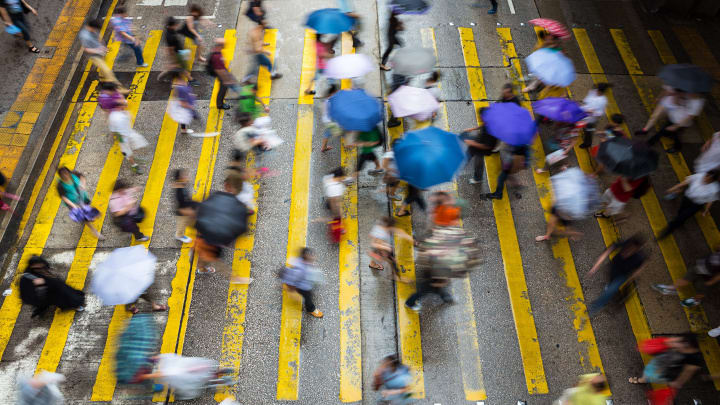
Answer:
[
  {"xmin": 389, "ymin": 47, "xmax": 436, "ymax": 76},
  {"xmin": 659, "ymin": 64, "xmax": 713, "ymax": 93}
]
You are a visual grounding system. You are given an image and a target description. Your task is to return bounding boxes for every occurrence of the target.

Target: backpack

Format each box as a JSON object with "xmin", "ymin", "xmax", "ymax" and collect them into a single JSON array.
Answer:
[
  {"xmin": 205, "ymin": 52, "xmax": 221, "ymax": 77},
  {"xmin": 632, "ymin": 177, "xmax": 651, "ymax": 199}
]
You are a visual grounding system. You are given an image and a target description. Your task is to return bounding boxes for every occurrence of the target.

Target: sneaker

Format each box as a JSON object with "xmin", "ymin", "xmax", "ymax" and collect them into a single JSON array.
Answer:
[
  {"xmin": 709, "ymin": 326, "xmax": 720, "ymax": 338},
  {"xmin": 681, "ymin": 298, "xmax": 700, "ymax": 308},
  {"xmin": 651, "ymin": 283, "xmax": 677, "ymax": 295},
  {"xmin": 219, "ymin": 103, "xmax": 232, "ymax": 110},
  {"xmin": 189, "ymin": 79, "xmax": 200, "ymax": 87},
  {"xmin": 405, "ymin": 301, "xmax": 421, "ymax": 311},
  {"xmin": 368, "ymin": 168, "xmax": 384, "ymax": 176},
  {"xmin": 137, "ymin": 235, "xmax": 150, "ymax": 242},
  {"xmin": 176, "ymin": 235, "xmax": 192, "ymax": 244},
  {"xmin": 484, "ymin": 192, "xmax": 502, "ymax": 200},
  {"xmin": 138, "ymin": 63, "xmax": 149, "ymax": 68},
  {"xmin": 197, "ymin": 266, "xmax": 216, "ymax": 274},
  {"xmin": 389, "ymin": 193, "xmax": 403, "ymax": 201},
  {"xmin": 270, "ymin": 73, "xmax": 283, "ymax": 80},
  {"xmin": 309, "ymin": 309, "xmax": 324, "ymax": 318},
  {"xmin": 131, "ymin": 164, "xmax": 143, "ymax": 175},
  {"xmin": 468, "ymin": 178, "xmax": 482, "ymax": 185},
  {"xmin": 75, "ymin": 306, "xmax": 85, "ymax": 312},
  {"xmin": 181, "ymin": 129, "xmax": 195, "ymax": 135}
]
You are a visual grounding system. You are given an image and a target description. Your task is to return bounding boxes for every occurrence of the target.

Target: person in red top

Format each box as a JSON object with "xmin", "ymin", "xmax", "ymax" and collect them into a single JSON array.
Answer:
[
  {"xmin": 594, "ymin": 175, "xmax": 648, "ymax": 219},
  {"xmin": 208, "ymin": 38, "xmax": 242, "ymax": 109}
]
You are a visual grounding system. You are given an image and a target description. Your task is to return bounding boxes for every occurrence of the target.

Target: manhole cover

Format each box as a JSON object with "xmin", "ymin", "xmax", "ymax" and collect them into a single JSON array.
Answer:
[{"xmin": 39, "ymin": 46, "xmax": 56, "ymax": 59}]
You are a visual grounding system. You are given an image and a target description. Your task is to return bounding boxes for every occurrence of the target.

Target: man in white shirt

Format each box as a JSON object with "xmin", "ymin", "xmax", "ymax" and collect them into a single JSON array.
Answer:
[
  {"xmin": 579, "ymin": 83, "xmax": 610, "ymax": 148},
  {"xmin": 659, "ymin": 170, "xmax": 719, "ymax": 239},
  {"xmin": 637, "ymin": 91, "xmax": 705, "ymax": 153}
]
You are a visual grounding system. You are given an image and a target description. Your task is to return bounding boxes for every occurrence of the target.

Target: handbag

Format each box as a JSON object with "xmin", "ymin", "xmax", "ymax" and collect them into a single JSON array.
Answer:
[{"xmin": 131, "ymin": 206, "xmax": 145, "ymax": 223}]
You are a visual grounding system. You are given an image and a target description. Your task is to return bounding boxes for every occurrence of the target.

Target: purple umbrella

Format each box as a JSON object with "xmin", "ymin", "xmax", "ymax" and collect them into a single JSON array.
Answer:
[
  {"xmin": 481, "ymin": 102, "xmax": 537, "ymax": 146},
  {"xmin": 532, "ymin": 97, "xmax": 587, "ymax": 123}
]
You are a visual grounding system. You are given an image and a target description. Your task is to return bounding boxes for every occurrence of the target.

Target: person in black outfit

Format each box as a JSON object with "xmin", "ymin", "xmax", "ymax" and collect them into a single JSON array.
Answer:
[
  {"xmin": 0, "ymin": 0, "xmax": 39, "ymax": 52},
  {"xmin": 244, "ymin": 0, "xmax": 265, "ymax": 24},
  {"xmin": 396, "ymin": 185, "xmax": 425, "ymax": 217},
  {"xmin": 500, "ymin": 83, "xmax": 521, "ymax": 105},
  {"xmin": 379, "ymin": 11, "xmax": 403, "ymax": 70},
  {"xmin": 485, "ymin": 144, "xmax": 528, "ymax": 200},
  {"xmin": 462, "ymin": 112, "xmax": 498, "ymax": 185},
  {"xmin": 19, "ymin": 256, "xmax": 85, "ymax": 318},
  {"xmin": 405, "ymin": 266, "xmax": 454, "ymax": 311},
  {"xmin": 159, "ymin": 17, "xmax": 196, "ymax": 84},
  {"xmin": 172, "ymin": 169, "xmax": 197, "ymax": 244}
]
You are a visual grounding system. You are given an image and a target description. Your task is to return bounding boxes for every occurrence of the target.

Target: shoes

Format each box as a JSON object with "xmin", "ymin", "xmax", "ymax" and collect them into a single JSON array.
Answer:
[
  {"xmin": 579, "ymin": 143, "xmax": 591, "ymax": 149},
  {"xmin": 368, "ymin": 168, "xmax": 384, "ymax": 176},
  {"xmin": 468, "ymin": 178, "xmax": 482, "ymax": 185},
  {"xmin": 651, "ymin": 283, "xmax": 677, "ymax": 295},
  {"xmin": 488, "ymin": 7, "xmax": 497, "ymax": 14},
  {"xmin": 309, "ymin": 309, "xmax": 324, "ymax": 318},
  {"xmin": 189, "ymin": 79, "xmax": 200, "ymax": 87},
  {"xmin": 131, "ymin": 164, "xmax": 143, "ymax": 175},
  {"xmin": 634, "ymin": 129, "xmax": 649, "ymax": 136},
  {"xmin": 138, "ymin": 63, "xmax": 149, "ymax": 68},
  {"xmin": 219, "ymin": 103, "xmax": 232, "ymax": 110},
  {"xmin": 484, "ymin": 192, "xmax": 502, "ymax": 200},
  {"xmin": 443, "ymin": 297, "xmax": 456, "ymax": 305},
  {"xmin": 304, "ymin": 90, "xmax": 316, "ymax": 95},
  {"xmin": 270, "ymin": 73, "xmax": 283, "ymax": 80},
  {"xmin": 0, "ymin": 202, "xmax": 10, "ymax": 211},
  {"xmin": 76, "ymin": 306, "xmax": 85, "ymax": 312},
  {"xmin": 388, "ymin": 118, "xmax": 401, "ymax": 127},
  {"xmin": 681, "ymin": 298, "xmax": 700, "ymax": 308},
  {"xmin": 389, "ymin": 193, "xmax": 403, "ymax": 201},
  {"xmin": 181, "ymin": 129, "xmax": 195, "ymax": 135},
  {"xmin": 709, "ymin": 326, "xmax": 720, "ymax": 338},
  {"xmin": 176, "ymin": 235, "xmax": 192, "ymax": 244},
  {"xmin": 405, "ymin": 301, "xmax": 421, "ymax": 311},
  {"xmin": 137, "ymin": 235, "xmax": 150, "ymax": 242}
]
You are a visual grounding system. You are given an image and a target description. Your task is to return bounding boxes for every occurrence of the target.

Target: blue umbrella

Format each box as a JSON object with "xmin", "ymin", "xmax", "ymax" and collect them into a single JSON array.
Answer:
[
  {"xmin": 305, "ymin": 8, "xmax": 355, "ymax": 34},
  {"xmin": 525, "ymin": 48, "xmax": 576, "ymax": 87},
  {"xmin": 329, "ymin": 89, "xmax": 383, "ymax": 131},
  {"xmin": 532, "ymin": 97, "xmax": 588, "ymax": 123},
  {"xmin": 482, "ymin": 102, "xmax": 537, "ymax": 146},
  {"xmin": 394, "ymin": 127, "xmax": 467, "ymax": 189}
]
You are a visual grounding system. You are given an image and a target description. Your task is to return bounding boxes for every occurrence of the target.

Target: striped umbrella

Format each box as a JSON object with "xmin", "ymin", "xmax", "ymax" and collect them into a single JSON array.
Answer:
[{"xmin": 529, "ymin": 18, "xmax": 571, "ymax": 40}]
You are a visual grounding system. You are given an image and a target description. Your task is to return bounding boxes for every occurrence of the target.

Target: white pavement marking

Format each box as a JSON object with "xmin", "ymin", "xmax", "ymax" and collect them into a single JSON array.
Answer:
[
  {"xmin": 164, "ymin": 0, "xmax": 189, "ymax": 6},
  {"xmin": 507, "ymin": 0, "xmax": 516, "ymax": 14},
  {"xmin": 138, "ymin": 0, "xmax": 163, "ymax": 5}
]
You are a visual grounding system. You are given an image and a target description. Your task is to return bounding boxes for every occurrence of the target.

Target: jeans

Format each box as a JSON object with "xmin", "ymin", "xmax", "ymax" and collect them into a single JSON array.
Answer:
[
  {"xmin": 588, "ymin": 274, "xmax": 628, "ymax": 315},
  {"xmin": 10, "ymin": 12, "xmax": 30, "ymax": 41},
  {"xmin": 247, "ymin": 53, "xmax": 273, "ymax": 78},
  {"xmin": 406, "ymin": 280, "xmax": 452, "ymax": 307},
  {"xmin": 647, "ymin": 121, "xmax": 684, "ymax": 151},
  {"xmin": 659, "ymin": 196, "xmax": 704, "ymax": 238},
  {"xmin": 490, "ymin": 170, "xmax": 509, "ymax": 196},
  {"xmin": 297, "ymin": 288, "xmax": 316, "ymax": 313},
  {"xmin": 123, "ymin": 42, "xmax": 145, "ymax": 66},
  {"xmin": 216, "ymin": 81, "xmax": 241, "ymax": 107},
  {"xmin": 489, "ymin": 0, "xmax": 498, "ymax": 9}
]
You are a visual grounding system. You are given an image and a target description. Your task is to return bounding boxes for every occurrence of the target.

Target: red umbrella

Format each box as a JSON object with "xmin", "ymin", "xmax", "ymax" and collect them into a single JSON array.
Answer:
[{"xmin": 529, "ymin": 18, "xmax": 571, "ymax": 40}]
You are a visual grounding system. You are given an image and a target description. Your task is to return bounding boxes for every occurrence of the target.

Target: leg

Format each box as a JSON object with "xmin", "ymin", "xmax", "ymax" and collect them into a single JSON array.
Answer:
[
  {"xmin": 380, "ymin": 42, "xmax": 395, "ymax": 66},
  {"xmin": 471, "ymin": 151, "xmax": 485, "ymax": 182},
  {"xmin": 487, "ymin": 170, "xmax": 508, "ymax": 198},
  {"xmin": 129, "ymin": 42, "xmax": 145, "ymax": 66},
  {"xmin": 91, "ymin": 57, "xmax": 123, "ymax": 89},
  {"xmin": 666, "ymin": 127, "xmax": 683, "ymax": 152},
  {"xmin": 488, "ymin": 0, "xmax": 498, "ymax": 13},
  {"xmin": 84, "ymin": 221, "xmax": 103, "ymax": 239},
  {"xmin": 659, "ymin": 196, "xmax": 703, "ymax": 239},
  {"xmin": 175, "ymin": 215, "xmax": 193, "ymax": 239},
  {"xmin": 646, "ymin": 122, "xmax": 672, "ymax": 146},
  {"xmin": 216, "ymin": 82, "xmax": 229, "ymax": 109},
  {"xmin": 296, "ymin": 288, "xmax": 316, "ymax": 313},
  {"xmin": 588, "ymin": 276, "xmax": 627, "ymax": 315},
  {"xmin": 579, "ymin": 121, "xmax": 596, "ymax": 148}
]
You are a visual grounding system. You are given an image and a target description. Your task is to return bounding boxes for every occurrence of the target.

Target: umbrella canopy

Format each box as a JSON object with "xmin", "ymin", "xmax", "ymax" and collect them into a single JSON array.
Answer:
[
  {"xmin": 196, "ymin": 191, "xmax": 249, "ymax": 246},
  {"xmin": 387, "ymin": 85, "xmax": 440, "ymax": 120},
  {"xmin": 325, "ymin": 54, "xmax": 374, "ymax": 79},
  {"xmin": 389, "ymin": 47, "xmax": 436, "ymax": 76},
  {"xmin": 91, "ymin": 246, "xmax": 156, "ymax": 306},
  {"xmin": 305, "ymin": 8, "xmax": 355, "ymax": 34},
  {"xmin": 596, "ymin": 137, "xmax": 659, "ymax": 179},
  {"xmin": 551, "ymin": 168, "xmax": 601, "ymax": 220},
  {"xmin": 528, "ymin": 18, "xmax": 571, "ymax": 39},
  {"xmin": 394, "ymin": 126, "xmax": 467, "ymax": 188},
  {"xmin": 157, "ymin": 354, "xmax": 216, "ymax": 400},
  {"xmin": 416, "ymin": 227, "xmax": 482, "ymax": 278},
  {"xmin": 532, "ymin": 97, "xmax": 587, "ymax": 123},
  {"xmin": 482, "ymin": 102, "xmax": 537, "ymax": 146},
  {"xmin": 329, "ymin": 89, "xmax": 383, "ymax": 131},
  {"xmin": 390, "ymin": 0, "xmax": 430, "ymax": 14},
  {"xmin": 659, "ymin": 64, "xmax": 713, "ymax": 93},
  {"xmin": 525, "ymin": 48, "xmax": 576, "ymax": 87},
  {"xmin": 115, "ymin": 314, "xmax": 158, "ymax": 384}
]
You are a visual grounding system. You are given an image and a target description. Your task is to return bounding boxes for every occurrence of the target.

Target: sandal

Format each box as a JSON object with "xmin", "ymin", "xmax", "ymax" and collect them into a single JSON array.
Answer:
[
  {"xmin": 628, "ymin": 377, "xmax": 642, "ymax": 384},
  {"xmin": 127, "ymin": 305, "xmax": 139, "ymax": 314},
  {"xmin": 197, "ymin": 266, "xmax": 216, "ymax": 274},
  {"xmin": 395, "ymin": 210, "xmax": 411, "ymax": 217},
  {"xmin": 152, "ymin": 304, "xmax": 168, "ymax": 312},
  {"xmin": 369, "ymin": 264, "xmax": 384, "ymax": 271},
  {"xmin": 29, "ymin": 46, "xmax": 40, "ymax": 53},
  {"xmin": 535, "ymin": 235, "xmax": 550, "ymax": 242}
]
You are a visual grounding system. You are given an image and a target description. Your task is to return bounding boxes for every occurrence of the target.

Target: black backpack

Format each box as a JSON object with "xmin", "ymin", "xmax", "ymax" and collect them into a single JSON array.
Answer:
[{"xmin": 205, "ymin": 52, "xmax": 222, "ymax": 77}]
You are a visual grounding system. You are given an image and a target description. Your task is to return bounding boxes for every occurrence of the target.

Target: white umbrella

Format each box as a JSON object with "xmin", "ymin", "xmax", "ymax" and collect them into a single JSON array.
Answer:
[
  {"xmin": 550, "ymin": 167, "xmax": 601, "ymax": 220},
  {"xmin": 91, "ymin": 246, "xmax": 156, "ymax": 306},
  {"xmin": 388, "ymin": 85, "xmax": 440, "ymax": 120},
  {"xmin": 157, "ymin": 354, "xmax": 216, "ymax": 400},
  {"xmin": 389, "ymin": 47, "xmax": 436, "ymax": 76},
  {"xmin": 525, "ymin": 48, "xmax": 576, "ymax": 87},
  {"xmin": 325, "ymin": 53, "xmax": 374, "ymax": 79}
]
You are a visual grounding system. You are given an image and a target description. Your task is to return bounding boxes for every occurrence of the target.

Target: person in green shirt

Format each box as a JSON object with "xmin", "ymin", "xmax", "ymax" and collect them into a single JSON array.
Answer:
[
  {"xmin": 237, "ymin": 82, "xmax": 269, "ymax": 118},
  {"xmin": 555, "ymin": 373, "xmax": 607, "ymax": 405},
  {"xmin": 351, "ymin": 126, "xmax": 384, "ymax": 177}
]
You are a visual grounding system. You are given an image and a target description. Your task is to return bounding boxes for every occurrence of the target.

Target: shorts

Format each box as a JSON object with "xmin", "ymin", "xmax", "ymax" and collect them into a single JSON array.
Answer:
[
  {"xmin": 642, "ymin": 358, "xmax": 670, "ymax": 384},
  {"xmin": 551, "ymin": 206, "xmax": 572, "ymax": 227},
  {"xmin": 323, "ymin": 122, "xmax": 341, "ymax": 139},
  {"xmin": 602, "ymin": 189, "xmax": 627, "ymax": 216},
  {"xmin": 178, "ymin": 27, "xmax": 199, "ymax": 43},
  {"xmin": 357, "ymin": 152, "xmax": 377, "ymax": 172},
  {"xmin": 195, "ymin": 237, "xmax": 221, "ymax": 262}
]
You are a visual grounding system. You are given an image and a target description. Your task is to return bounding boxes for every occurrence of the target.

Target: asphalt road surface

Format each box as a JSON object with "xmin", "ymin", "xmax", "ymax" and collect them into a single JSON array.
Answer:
[{"xmin": 1, "ymin": 0, "xmax": 720, "ymax": 404}]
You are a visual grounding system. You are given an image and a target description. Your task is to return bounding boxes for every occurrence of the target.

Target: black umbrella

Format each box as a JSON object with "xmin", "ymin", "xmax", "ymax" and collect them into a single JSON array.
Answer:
[
  {"xmin": 195, "ymin": 191, "xmax": 248, "ymax": 246},
  {"xmin": 390, "ymin": 0, "xmax": 430, "ymax": 14},
  {"xmin": 597, "ymin": 138, "xmax": 659, "ymax": 179},
  {"xmin": 659, "ymin": 64, "xmax": 713, "ymax": 93}
]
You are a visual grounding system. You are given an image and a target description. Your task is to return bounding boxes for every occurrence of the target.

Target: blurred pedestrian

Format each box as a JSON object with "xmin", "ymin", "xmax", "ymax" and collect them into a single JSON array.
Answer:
[
  {"xmin": 535, "ymin": 204, "xmax": 583, "ymax": 242},
  {"xmin": 178, "ymin": 4, "xmax": 208, "ymax": 62},
  {"xmin": 0, "ymin": 169, "xmax": 20, "ymax": 212},
  {"xmin": 245, "ymin": 19, "xmax": 282, "ymax": 81},
  {"xmin": 405, "ymin": 264, "xmax": 454, "ymax": 311},
  {"xmin": 485, "ymin": 143, "xmax": 528, "ymax": 200},
  {"xmin": 169, "ymin": 71, "xmax": 200, "ymax": 135},
  {"xmin": 225, "ymin": 160, "xmax": 257, "ymax": 214},
  {"xmin": 208, "ymin": 38, "xmax": 240, "ymax": 109},
  {"xmin": 351, "ymin": 126, "xmax": 383, "ymax": 177},
  {"xmin": 19, "ymin": 255, "xmax": 85, "ymax": 318},
  {"xmin": 80, "ymin": 19, "xmax": 128, "ymax": 93},
  {"xmin": 368, "ymin": 216, "xmax": 411, "ymax": 279},
  {"xmin": 380, "ymin": 11, "xmax": 403, "ymax": 71},
  {"xmin": 109, "ymin": 180, "xmax": 149, "ymax": 242},
  {"xmin": 430, "ymin": 191, "xmax": 462, "ymax": 227},
  {"xmin": 555, "ymin": 373, "xmax": 608, "ymax": 405},
  {"xmin": 658, "ymin": 170, "xmax": 719, "ymax": 239},
  {"xmin": 0, "ymin": 0, "xmax": 39, "ymax": 53},
  {"xmin": 338, "ymin": 0, "xmax": 363, "ymax": 48},
  {"xmin": 593, "ymin": 175, "xmax": 649, "ymax": 219},
  {"xmin": 56, "ymin": 167, "xmax": 103, "ymax": 239},
  {"xmin": 233, "ymin": 112, "xmax": 267, "ymax": 163},
  {"xmin": 396, "ymin": 185, "xmax": 425, "ymax": 217},
  {"xmin": 159, "ymin": 17, "xmax": 195, "ymax": 84},
  {"xmin": 475, "ymin": 0, "xmax": 498, "ymax": 14},
  {"xmin": 17, "ymin": 371, "xmax": 66, "ymax": 405},
  {"xmin": 382, "ymin": 139, "xmax": 402, "ymax": 200},
  {"xmin": 371, "ymin": 354, "xmax": 413, "ymax": 404},
  {"xmin": 320, "ymin": 84, "xmax": 342, "ymax": 152},
  {"xmin": 280, "ymin": 247, "xmax": 324, "ymax": 318},
  {"xmin": 111, "ymin": 7, "xmax": 147, "ymax": 67},
  {"xmin": 323, "ymin": 167, "xmax": 347, "ymax": 220},
  {"xmin": 629, "ymin": 336, "xmax": 701, "ymax": 392},
  {"xmin": 587, "ymin": 235, "xmax": 646, "ymax": 315},
  {"xmin": 578, "ymin": 83, "xmax": 610, "ymax": 148},
  {"xmin": 304, "ymin": 34, "xmax": 335, "ymax": 96},
  {"xmin": 237, "ymin": 82, "xmax": 270, "ymax": 118},
  {"xmin": 172, "ymin": 169, "xmax": 197, "ymax": 244},
  {"xmin": 424, "ymin": 71, "xmax": 442, "ymax": 102},
  {"xmin": 653, "ymin": 246, "xmax": 720, "ymax": 307},
  {"xmin": 695, "ymin": 131, "xmax": 720, "ymax": 174},
  {"xmin": 98, "ymin": 81, "xmax": 148, "ymax": 174},
  {"xmin": 637, "ymin": 91, "xmax": 704, "ymax": 153},
  {"xmin": 244, "ymin": 0, "xmax": 265, "ymax": 25},
  {"xmin": 500, "ymin": 83, "xmax": 521, "ymax": 105},
  {"xmin": 461, "ymin": 119, "xmax": 498, "ymax": 185}
]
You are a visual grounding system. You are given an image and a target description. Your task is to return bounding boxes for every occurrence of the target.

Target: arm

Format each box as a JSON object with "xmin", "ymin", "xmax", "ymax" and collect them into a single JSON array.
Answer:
[
  {"xmin": 669, "ymin": 365, "xmax": 700, "ymax": 389},
  {"xmin": 704, "ymin": 272, "xmax": 720, "ymax": 287},
  {"xmin": 464, "ymin": 139, "xmax": 490, "ymax": 149},
  {"xmin": 0, "ymin": 7, "xmax": 11, "ymax": 25},
  {"xmin": 703, "ymin": 201, "xmax": 714, "ymax": 216},
  {"xmin": 588, "ymin": 246, "xmax": 613, "ymax": 276},
  {"xmin": 391, "ymin": 227, "xmax": 413, "ymax": 241},
  {"xmin": 20, "ymin": 0, "xmax": 36, "ymax": 15},
  {"xmin": 255, "ymin": 95, "xmax": 270, "ymax": 112},
  {"xmin": 667, "ymin": 178, "xmax": 689, "ymax": 194},
  {"xmin": 642, "ymin": 103, "xmax": 666, "ymax": 131},
  {"xmin": 60, "ymin": 196, "xmax": 78, "ymax": 209},
  {"xmin": 186, "ymin": 16, "xmax": 201, "ymax": 40},
  {"xmin": 120, "ymin": 31, "xmax": 139, "ymax": 45}
]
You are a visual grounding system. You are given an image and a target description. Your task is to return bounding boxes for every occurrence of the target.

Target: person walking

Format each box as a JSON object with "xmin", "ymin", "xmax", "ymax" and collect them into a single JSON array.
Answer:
[
  {"xmin": 245, "ymin": 19, "xmax": 282, "ymax": 82},
  {"xmin": 379, "ymin": 11, "xmax": 403, "ymax": 71},
  {"xmin": 19, "ymin": 256, "xmax": 85, "ymax": 318},
  {"xmin": 320, "ymin": 84, "xmax": 341, "ymax": 152},
  {"xmin": 658, "ymin": 170, "xmax": 720, "ymax": 239},
  {"xmin": 80, "ymin": 19, "xmax": 128, "ymax": 93},
  {"xmin": 159, "ymin": 17, "xmax": 195, "ymax": 84},
  {"xmin": 178, "ymin": 4, "xmax": 208, "ymax": 62},
  {"xmin": 244, "ymin": 0, "xmax": 265, "ymax": 25},
  {"xmin": 586, "ymin": 235, "xmax": 646, "ymax": 315},
  {"xmin": 98, "ymin": 82, "xmax": 147, "ymax": 174},
  {"xmin": 695, "ymin": 131, "xmax": 720, "ymax": 174},
  {"xmin": 168, "ymin": 71, "xmax": 200, "ymax": 134},
  {"xmin": 578, "ymin": 83, "xmax": 610, "ymax": 148},
  {"xmin": 555, "ymin": 374, "xmax": 608, "ymax": 405},
  {"xmin": 172, "ymin": 169, "xmax": 197, "ymax": 244},
  {"xmin": 0, "ymin": 0, "xmax": 38, "ymax": 52},
  {"xmin": 110, "ymin": 7, "xmax": 147, "ymax": 67},
  {"xmin": 338, "ymin": 0, "xmax": 362, "ymax": 48},
  {"xmin": 208, "ymin": 38, "xmax": 241, "ymax": 110},
  {"xmin": 237, "ymin": 82, "xmax": 270, "ymax": 118},
  {"xmin": 636, "ymin": 91, "xmax": 704, "ymax": 153},
  {"xmin": 56, "ymin": 167, "xmax": 103, "ymax": 239},
  {"xmin": 109, "ymin": 181, "xmax": 149, "ymax": 242},
  {"xmin": 653, "ymin": 246, "xmax": 720, "ymax": 308},
  {"xmin": 280, "ymin": 247, "xmax": 324, "ymax": 318},
  {"xmin": 500, "ymin": 83, "xmax": 521, "ymax": 105},
  {"xmin": 371, "ymin": 355, "xmax": 413, "ymax": 404},
  {"xmin": 461, "ymin": 119, "xmax": 498, "ymax": 185},
  {"xmin": 368, "ymin": 217, "xmax": 411, "ymax": 280},
  {"xmin": 396, "ymin": 185, "xmax": 425, "ymax": 217},
  {"xmin": 381, "ymin": 139, "xmax": 402, "ymax": 200},
  {"xmin": 484, "ymin": 143, "xmax": 528, "ymax": 200},
  {"xmin": 593, "ymin": 175, "xmax": 649, "ymax": 219},
  {"xmin": 351, "ymin": 126, "xmax": 384, "ymax": 177},
  {"xmin": 304, "ymin": 34, "xmax": 335, "ymax": 96},
  {"xmin": 629, "ymin": 335, "xmax": 702, "ymax": 391},
  {"xmin": 405, "ymin": 264, "xmax": 454, "ymax": 311}
]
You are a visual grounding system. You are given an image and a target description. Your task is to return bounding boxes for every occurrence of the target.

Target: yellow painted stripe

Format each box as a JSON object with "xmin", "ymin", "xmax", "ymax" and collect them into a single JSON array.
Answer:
[
  {"xmin": 611, "ymin": 29, "xmax": 720, "ymax": 252},
  {"xmin": 0, "ymin": 39, "xmax": 122, "ymax": 362},
  {"xmin": 277, "ymin": 29, "xmax": 316, "ymax": 401},
  {"xmin": 575, "ymin": 28, "xmax": 720, "ymax": 389},
  {"xmin": 387, "ymin": 109, "xmax": 425, "ymax": 398},
  {"xmin": 214, "ymin": 29, "xmax": 276, "ymax": 402},
  {"xmin": 336, "ymin": 32, "xmax": 362, "ymax": 403},
  {"xmin": 421, "ymin": 27, "xmax": 486, "ymax": 401},
  {"xmin": 81, "ymin": 31, "xmax": 161, "ymax": 401},
  {"xmin": 151, "ymin": 29, "xmax": 237, "ymax": 403},
  {"xmin": 673, "ymin": 26, "xmax": 720, "ymax": 103},
  {"xmin": 460, "ymin": 26, "xmax": 548, "ymax": 394},
  {"xmin": 499, "ymin": 27, "xmax": 608, "ymax": 389}
]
